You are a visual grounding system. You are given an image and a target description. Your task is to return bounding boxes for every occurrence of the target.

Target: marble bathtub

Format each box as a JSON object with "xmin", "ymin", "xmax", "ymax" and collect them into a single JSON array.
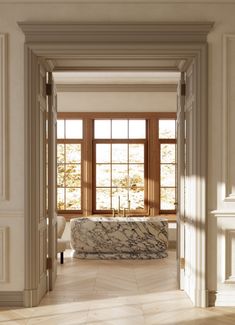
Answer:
[{"xmin": 70, "ymin": 216, "xmax": 168, "ymax": 259}]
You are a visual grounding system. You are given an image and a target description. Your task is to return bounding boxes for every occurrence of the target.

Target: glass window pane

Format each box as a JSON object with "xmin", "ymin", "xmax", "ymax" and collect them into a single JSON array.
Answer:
[
  {"xmin": 66, "ymin": 188, "xmax": 81, "ymax": 210},
  {"xmin": 160, "ymin": 188, "xmax": 175, "ymax": 210},
  {"xmin": 96, "ymin": 144, "xmax": 111, "ymax": 163},
  {"xmin": 112, "ymin": 120, "xmax": 128, "ymax": 139},
  {"xmin": 112, "ymin": 144, "xmax": 128, "ymax": 163},
  {"xmin": 112, "ymin": 165, "xmax": 128, "ymax": 187},
  {"xmin": 57, "ymin": 120, "xmax": 65, "ymax": 139},
  {"xmin": 66, "ymin": 120, "xmax": 83, "ymax": 139},
  {"xmin": 57, "ymin": 188, "xmax": 65, "ymax": 210},
  {"xmin": 129, "ymin": 164, "xmax": 144, "ymax": 187},
  {"xmin": 94, "ymin": 120, "xmax": 111, "ymax": 139},
  {"xmin": 57, "ymin": 164, "xmax": 65, "ymax": 187},
  {"xmin": 160, "ymin": 144, "xmax": 175, "ymax": 163},
  {"xmin": 129, "ymin": 144, "xmax": 144, "ymax": 163},
  {"xmin": 57, "ymin": 144, "xmax": 65, "ymax": 164},
  {"xmin": 96, "ymin": 188, "xmax": 111, "ymax": 210},
  {"xmin": 65, "ymin": 144, "xmax": 81, "ymax": 163},
  {"xmin": 111, "ymin": 189, "xmax": 120, "ymax": 210},
  {"xmin": 129, "ymin": 188, "xmax": 144, "ymax": 210},
  {"xmin": 96, "ymin": 164, "xmax": 111, "ymax": 187},
  {"xmin": 65, "ymin": 164, "xmax": 81, "ymax": 187},
  {"xmin": 111, "ymin": 188, "xmax": 128, "ymax": 210},
  {"xmin": 159, "ymin": 120, "xmax": 176, "ymax": 139},
  {"xmin": 161, "ymin": 164, "xmax": 175, "ymax": 187},
  {"xmin": 129, "ymin": 120, "xmax": 146, "ymax": 139}
]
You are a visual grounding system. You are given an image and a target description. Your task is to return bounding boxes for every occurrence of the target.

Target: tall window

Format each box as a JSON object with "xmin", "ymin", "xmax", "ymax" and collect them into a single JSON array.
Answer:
[
  {"xmin": 159, "ymin": 119, "xmax": 176, "ymax": 212},
  {"xmin": 94, "ymin": 119, "xmax": 146, "ymax": 213},
  {"xmin": 57, "ymin": 119, "xmax": 83, "ymax": 212},
  {"xmin": 56, "ymin": 113, "xmax": 176, "ymax": 218}
]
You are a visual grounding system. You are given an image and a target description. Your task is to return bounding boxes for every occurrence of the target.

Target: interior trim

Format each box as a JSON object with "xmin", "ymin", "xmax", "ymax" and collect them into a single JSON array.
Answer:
[
  {"xmin": 18, "ymin": 22, "xmax": 214, "ymax": 44},
  {"xmin": 0, "ymin": 34, "xmax": 8, "ymax": 201},
  {"xmin": 19, "ymin": 22, "xmax": 211, "ymax": 307},
  {"xmin": 0, "ymin": 291, "xmax": 23, "ymax": 307},
  {"xmin": 56, "ymin": 84, "xmax": 177, "ymax": 92}
]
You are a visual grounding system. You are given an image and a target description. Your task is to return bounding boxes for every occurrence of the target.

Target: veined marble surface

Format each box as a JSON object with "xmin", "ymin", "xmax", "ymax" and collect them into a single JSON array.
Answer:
[{"xmin": 70, "ymin": 216, "xmax": 168, "ymax": 259}]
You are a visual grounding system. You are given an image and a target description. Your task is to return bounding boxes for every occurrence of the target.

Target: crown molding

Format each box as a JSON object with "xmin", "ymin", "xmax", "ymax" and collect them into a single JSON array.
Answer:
[
  {"xmin": 18, "ymin": 22, "xmax": 214, "ymax": 44},
  {"xmin": 57, "ymin": 83, "xmax": 177, "ymax": 92}
]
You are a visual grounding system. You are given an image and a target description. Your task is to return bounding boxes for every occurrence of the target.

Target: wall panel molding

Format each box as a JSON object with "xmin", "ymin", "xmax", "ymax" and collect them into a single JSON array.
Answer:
[
  {"xmin": 222, "ymin": 34, "xmax": 235, "ymax": 202},
  {"xmin": 212, "ymin": 214, "xmax": 235, "ymax": 306},
  {"xmin": 0, "ymin": 227, "xmax": 9, "ymax": 283},
  {"xmin": 0, "ymin": 210, "xmax": 24, "ymax": 218},
  {"xmin": 225, "ymin": 230, "xmax": 235, "ymax": 283},
  {"xmin": 0, "ymin": 34, "xmax": 8, "ymax": 201}
]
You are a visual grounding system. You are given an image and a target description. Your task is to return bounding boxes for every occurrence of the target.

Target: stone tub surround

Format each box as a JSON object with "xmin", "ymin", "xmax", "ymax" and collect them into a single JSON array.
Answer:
[{"xmin": 70, "ymin": 216, "xmax": 168, "ymax": 260}]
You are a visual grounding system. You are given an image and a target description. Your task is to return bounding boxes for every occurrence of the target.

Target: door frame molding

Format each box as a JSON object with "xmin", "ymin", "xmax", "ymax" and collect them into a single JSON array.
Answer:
[{"xmin": 19, "ymin": 22, "xmax": 213, "ymax": 307}]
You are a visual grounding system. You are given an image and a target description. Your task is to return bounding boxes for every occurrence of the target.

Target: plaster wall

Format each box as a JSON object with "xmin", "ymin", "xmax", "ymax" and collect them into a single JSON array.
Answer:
[
  {"xmin": 0, "ymin": 1, "xmax": 234, "ymax": 304},
  {"xmin": 57, "ymin": 91, "xmax": 177, "ymax": 112}
]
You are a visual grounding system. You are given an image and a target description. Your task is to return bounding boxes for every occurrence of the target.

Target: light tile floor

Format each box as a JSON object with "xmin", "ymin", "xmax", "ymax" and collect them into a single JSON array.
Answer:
[{"xmin": 1, "ymin": 249, "xmax": 235, "ymax": 324}]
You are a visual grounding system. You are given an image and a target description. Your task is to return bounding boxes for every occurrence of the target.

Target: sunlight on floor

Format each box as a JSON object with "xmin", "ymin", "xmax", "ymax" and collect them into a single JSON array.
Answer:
[{"xmin": 1, "ymin": 250, "xmax": 235, "ymax": 324}]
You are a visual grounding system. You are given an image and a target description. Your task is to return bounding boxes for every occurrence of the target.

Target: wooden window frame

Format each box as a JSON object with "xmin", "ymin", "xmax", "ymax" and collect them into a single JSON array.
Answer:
[
  {"xmin": 159, "ymin": 138, "xmax": 177, "ymax": 214},
  {"xmin": 57, "ymin": 117, "xmax": 84, "ymax": 216},
  {"xmin": 158, "ymin": 118, "xmax": 177, "ymax": 214},
  {"xmin": 57, "ymin": 112, "xmax": 176, "ymax": 219},
  {"xmin": 93, "ymin": 138, "xmax": 148, "ymax": 215}
]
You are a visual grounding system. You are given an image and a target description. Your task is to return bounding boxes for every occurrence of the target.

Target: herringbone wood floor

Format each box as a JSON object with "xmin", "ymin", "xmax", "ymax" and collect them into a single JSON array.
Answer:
[{"xmin": 1, "ymin": 249, "xmax": 235, "ymax": 324}]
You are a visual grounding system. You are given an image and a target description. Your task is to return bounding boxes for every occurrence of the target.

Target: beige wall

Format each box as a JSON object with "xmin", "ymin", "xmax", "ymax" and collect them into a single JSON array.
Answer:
[
  {"xmin": 57, "ymin": 91, "xmax": 177, "ymax": 112},
  {"xmin": 0, "ymin": 1, "xmax": 235, "ymax": 303}
]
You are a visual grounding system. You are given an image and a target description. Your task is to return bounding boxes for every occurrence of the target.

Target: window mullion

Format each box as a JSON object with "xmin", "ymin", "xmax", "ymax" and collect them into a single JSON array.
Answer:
[
  {"xmin": 84, "ymin": 118, "xmax": 93, "ymax": 216},
  {"xmin": 64, "ymin": 123, "xmax": 66, "ymax": 210}
]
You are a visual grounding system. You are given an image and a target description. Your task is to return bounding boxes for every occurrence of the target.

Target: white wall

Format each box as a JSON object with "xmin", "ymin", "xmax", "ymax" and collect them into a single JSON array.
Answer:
[
  {"xmin": 57, "ymin": 91, "xmax": 177, "ymax": 112},
  {"xmin": 0, "ymin": 0, "xmax": 235, "ymax": 304}
]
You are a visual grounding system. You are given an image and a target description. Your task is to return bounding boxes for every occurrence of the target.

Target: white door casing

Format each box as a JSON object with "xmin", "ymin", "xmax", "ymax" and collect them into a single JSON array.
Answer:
[
  {"xmin": 47, "ymin": 72, "xmax": 58, "ymax": 291},
  {"xmin": 176, "ymin": 72, "xmax": 186, "ymax": 290},
  {"xmin": 184, "ymin": 60, "xmax": 197, "ymax": 304},
  {"xmin": 19, "ymin": 23, "xmax": 211, "ymax": 307}
]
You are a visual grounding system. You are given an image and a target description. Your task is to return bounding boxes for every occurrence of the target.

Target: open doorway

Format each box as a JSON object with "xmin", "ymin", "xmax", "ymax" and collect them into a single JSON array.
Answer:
[
  {"xmin": 53, "ymin": 70, "xmax": 179, "ymax": 225},
  {"xmin": 19, "ymin": 22, "xmax": 210, "ymax": 307},
  {"xmin": 51, "ymin": 69, "xmax": 180, "ymax": 295},
  {"xmin": 49, "ymin": 69, "xmax": 181, "ymax": 301},
  {"xmin": 47, "ymin": 65, "xmax": 196, "ymax": 306}
]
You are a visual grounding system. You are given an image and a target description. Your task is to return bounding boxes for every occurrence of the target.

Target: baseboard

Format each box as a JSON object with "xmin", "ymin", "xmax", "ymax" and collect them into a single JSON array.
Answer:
[
  {"xmin": 24, "ymin": 288, "xmax": 40, "ymax": 307},
  {"xmin": 208, "ymin": 290, "xmax": 217, "ymax": 306},
  {"xmin": 209, "ymin": 290, "xmax": 235, "ymax": 306},
  {"xmin": 0, "ymin": 291, "xmax": 24, "ymax": 306},
  {"xmin": 24, "ymin": 273, "xmax": 47, "ymax": 307}
]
